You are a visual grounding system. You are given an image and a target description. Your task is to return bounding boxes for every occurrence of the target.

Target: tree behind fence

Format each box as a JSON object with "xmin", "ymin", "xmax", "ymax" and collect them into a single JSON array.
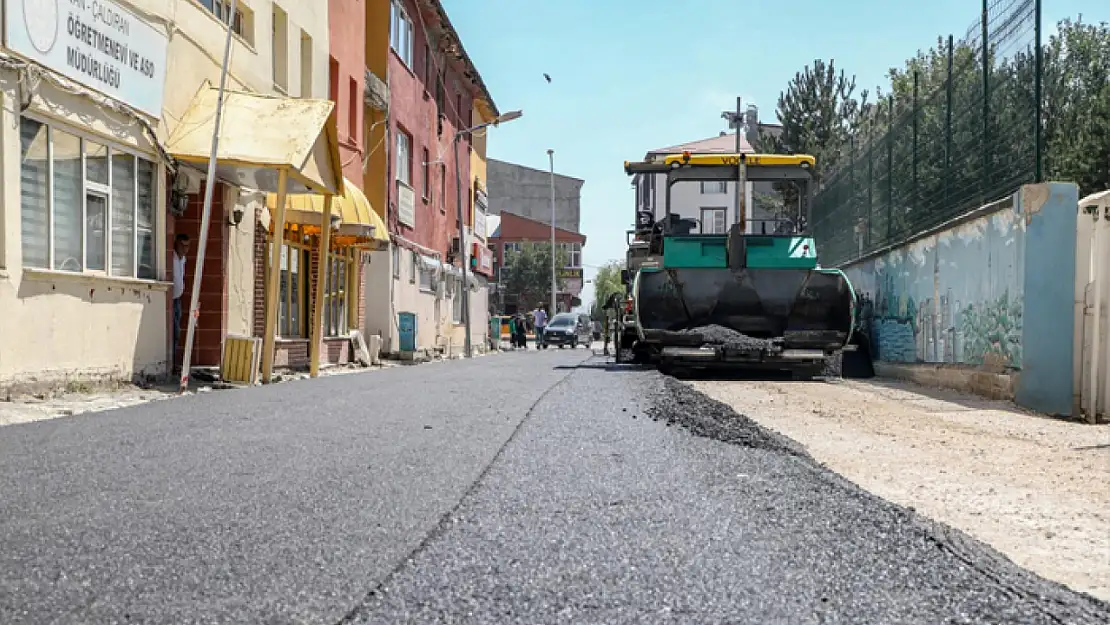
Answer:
[{"xmin": 811, "ymin": 0, "xmax": 1041, "ymax": 267}]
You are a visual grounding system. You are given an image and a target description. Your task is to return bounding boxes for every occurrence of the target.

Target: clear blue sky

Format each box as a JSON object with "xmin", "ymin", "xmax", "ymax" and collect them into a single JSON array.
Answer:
[{"xmin": 443, "ymin": 0, "xmax": 1106, "ymax": 309}]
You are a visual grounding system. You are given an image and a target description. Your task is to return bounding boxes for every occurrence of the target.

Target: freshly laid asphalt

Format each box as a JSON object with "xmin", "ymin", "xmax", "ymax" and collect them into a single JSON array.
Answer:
[{"xmin": 1, "ymin": 349, "xmax": 1107, "ymax": 624}]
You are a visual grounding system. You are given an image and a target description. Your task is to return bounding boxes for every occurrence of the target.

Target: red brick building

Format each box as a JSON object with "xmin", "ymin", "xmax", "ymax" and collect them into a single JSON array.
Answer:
[
  {"xmin": 489, "ymin": 211, "xmax": 587, "ymax": 314},
  {"xmin": 363, "ymin": 0, "xmax": 499, "ymax": 355}
]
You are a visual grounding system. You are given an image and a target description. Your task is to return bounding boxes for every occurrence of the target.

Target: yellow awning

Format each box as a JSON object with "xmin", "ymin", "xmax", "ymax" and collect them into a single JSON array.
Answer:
[
  {"xmin": 165, "ymin": 82, "xmax": 342, "ymax": 196},
  {"xmin": 265, "ymin": 177, "xmax": 389, "ymax": 250}
]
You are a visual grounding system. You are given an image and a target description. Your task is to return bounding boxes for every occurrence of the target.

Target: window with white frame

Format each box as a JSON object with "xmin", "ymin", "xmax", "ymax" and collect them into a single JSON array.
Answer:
[
  {"xmin": 700, "ymin": 181, "xmax": 727, "ymax": 194},
  {"xmin": 395, "ymin": 129, "xmax": 412, "ymax": 186},
  {"xmin": 391, "ymin": 244, "xmax": 401, "ymax": 279},
  {"xmin": 700, "ymin": 207, "xmax": 728, "ymax": 234},
  {"xmin": 418, "ymin": 263, "xmax": 435, "ymax": 293},
  {"xmin": 502, "ymin": 242, "xmax": 521, "ymax": 268},
  {"xmin": 390, "ymin": 0, "xmax": 414, "ymax": 68},
  {"xmin": 20, "ymin": 116, "xmax": 157, "ymax": 278},
  {"xmin": 558, "ymin": 242, "xmax": 582, "ymax": 268}
]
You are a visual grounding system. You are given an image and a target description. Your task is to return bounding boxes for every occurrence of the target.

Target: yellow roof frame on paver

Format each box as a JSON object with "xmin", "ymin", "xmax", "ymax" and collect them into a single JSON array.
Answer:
[
  {"xmin": 623, "ymin": 153, "xmax": 815, "ymax": 175},
  {"xmin": 662, "ymin": 153, "xmax": 815, "ymax": 168}
]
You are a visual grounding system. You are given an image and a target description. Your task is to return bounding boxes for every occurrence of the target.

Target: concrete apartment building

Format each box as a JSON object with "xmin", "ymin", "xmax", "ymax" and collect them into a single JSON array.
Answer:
[
  {"xmin": 487, "ymin": 159, "xmax": 583, "ymax": 232},
  {"xmin": 362, "ymin": 0, "xmax": 499, "ymax": 358},
  {"xmin": 0, "ymin": 0, "xmax": 345, "ymax": 389}
]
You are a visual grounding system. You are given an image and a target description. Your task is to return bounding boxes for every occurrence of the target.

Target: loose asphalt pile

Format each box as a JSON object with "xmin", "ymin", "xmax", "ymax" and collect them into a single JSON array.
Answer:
[
  {"xmin": 681, "ymin": 324, "xmax": 777, "ymax": 352},
  {"xmin": 682, "ymin": 324, "xmax": 845, "ymax": 378},
  {"xmin": 348, "ymin": 363, "xmax": 1110, "ymax": 624}
]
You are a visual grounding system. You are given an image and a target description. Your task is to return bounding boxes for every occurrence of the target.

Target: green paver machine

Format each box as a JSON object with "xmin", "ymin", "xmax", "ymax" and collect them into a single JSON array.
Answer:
[{"xmin": 621, "ymin": 151, "xmax": 869, "ymax": 378}]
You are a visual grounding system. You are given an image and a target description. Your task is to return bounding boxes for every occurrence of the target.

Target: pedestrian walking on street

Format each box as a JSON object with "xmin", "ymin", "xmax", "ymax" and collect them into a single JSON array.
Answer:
[
  {"xmin": 532, "ymin": 306, "xmax": 549, "ymax": 349},
  {"xmin": 602, "ymin": 292, "xmax": 620, "ymax": 356},
  {"xmin": 512, "ymin": 312, "xmax": 527, "ymax": 349},
  {"xmin": 172, "ymin": 233, "xmax": 190, "ymax": 373}
]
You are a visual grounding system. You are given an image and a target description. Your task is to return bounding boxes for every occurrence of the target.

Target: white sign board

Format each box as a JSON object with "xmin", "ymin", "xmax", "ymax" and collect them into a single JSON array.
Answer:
[
  {"xmin": 6, "ymin": 0, "xmax": 170, "ymax": 117},
  {"xmin": 473, "ymin": 210, "xmax": 486, "ymax": 239},
  {"xmin": 397, "ymin": 182, "xmax": 416, "ymax": 228}
]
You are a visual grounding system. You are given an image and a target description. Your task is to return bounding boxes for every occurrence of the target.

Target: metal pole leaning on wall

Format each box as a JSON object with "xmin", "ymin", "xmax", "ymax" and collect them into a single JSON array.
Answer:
[
  {"xmin": 867, "ymin": 121, "xmax": 874, "ymax": 248},
  {"xmin": 912, "ymin": 71, "xmax": 919, "ymax": 216},
  {"xmin": 886, "ymin": 96, "xmax": 894, "ymax": 242},
  {"xmin": 981, "ymin": 0, "xmax": 990, "ymax": 206},
  {"xmin": 945, "ymin": 35, "xmax": 954, "ymax": 209},
  {"xmin": 178, "ymin": 0, "xmax": 238, "ymax": 394},
  {"xmin": 1034, "ymin": 0, "xmax": 1043, "ymax": 182}
]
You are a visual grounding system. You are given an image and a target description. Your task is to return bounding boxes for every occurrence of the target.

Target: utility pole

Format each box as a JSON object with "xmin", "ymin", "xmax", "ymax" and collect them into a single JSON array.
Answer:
[
  {"xmin": 547, "ymin": 149, "xmax": 557, "ymax": 314},
  {"xmin": 179, "ymin": 0, "xmax": 238, "ymax": 393},
  {"xmin": 734, "ymin": 97, "xmax": 744, "ymax": 230},
  {"xmin": 453, "ymin": 133, "xmax": 472, "ymax": 358},
  {"xmin": 721, "ymin": 97, "xmax": 747, "ymax": 232}
]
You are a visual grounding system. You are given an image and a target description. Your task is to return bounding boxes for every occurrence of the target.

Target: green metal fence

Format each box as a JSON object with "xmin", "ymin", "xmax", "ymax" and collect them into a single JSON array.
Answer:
[{"xmin": 811, "ymin": 0, "xmax": 1042, "ymax": 267}]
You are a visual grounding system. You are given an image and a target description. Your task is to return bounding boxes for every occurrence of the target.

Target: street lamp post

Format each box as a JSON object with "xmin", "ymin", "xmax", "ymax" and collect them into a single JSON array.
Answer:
[
  {"xmin": 547, "ymin": 149, "xmax": 557, "ymax": 314},
  {"xmin": 454, "ymin": 110, "xmax": 523, "ymax": 358}
]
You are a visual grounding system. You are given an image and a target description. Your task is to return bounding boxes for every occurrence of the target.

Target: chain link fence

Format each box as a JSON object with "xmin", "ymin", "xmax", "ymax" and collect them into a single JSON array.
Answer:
[{"xmin": 812, "ymin": 0, "xmax": 1041, "ymax": 267}]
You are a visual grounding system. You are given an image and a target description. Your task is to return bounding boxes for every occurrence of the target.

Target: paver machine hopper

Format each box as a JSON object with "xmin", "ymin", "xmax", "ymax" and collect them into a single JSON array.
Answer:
[{"xmin": 621, "ymin": 151, "xmax": 870, "ymax": 378}]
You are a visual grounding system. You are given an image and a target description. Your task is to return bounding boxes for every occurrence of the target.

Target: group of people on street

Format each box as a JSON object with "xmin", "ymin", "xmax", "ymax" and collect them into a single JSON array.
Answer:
[{"xmin": 507, "ymin": 306, "xmax": 550, "ymax": 350}]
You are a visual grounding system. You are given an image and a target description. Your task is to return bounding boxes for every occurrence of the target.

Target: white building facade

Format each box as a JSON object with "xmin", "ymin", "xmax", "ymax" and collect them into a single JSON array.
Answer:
[{"xmin": 0, "ymin": 0, "xmax": 333, "ymax": 390}]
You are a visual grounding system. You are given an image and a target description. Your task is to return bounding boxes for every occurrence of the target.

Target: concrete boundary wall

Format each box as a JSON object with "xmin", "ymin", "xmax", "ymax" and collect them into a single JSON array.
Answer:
[{"xmin": 841, "ymin": 182, "xmax": 1079, "ymax": 416}]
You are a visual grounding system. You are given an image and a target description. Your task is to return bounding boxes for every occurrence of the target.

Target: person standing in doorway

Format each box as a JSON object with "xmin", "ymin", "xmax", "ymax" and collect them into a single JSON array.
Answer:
[
  {"xmin": 172, "ymin": 234, "xmax": 190, "ymax": 373},
  {"xmin": 532, "ymin": 305, "xmax": 548, "ymax": 349}
]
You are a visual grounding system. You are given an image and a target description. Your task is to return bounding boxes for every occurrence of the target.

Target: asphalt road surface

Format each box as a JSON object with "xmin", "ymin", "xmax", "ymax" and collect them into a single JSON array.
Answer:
[{"xmin": 1, "ymin": 350, "xmax": 1107, "ymax": 624}]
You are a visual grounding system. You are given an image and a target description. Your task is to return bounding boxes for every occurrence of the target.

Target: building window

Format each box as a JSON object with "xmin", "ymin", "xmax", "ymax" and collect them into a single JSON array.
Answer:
[
  {"xmin": 700, "ymin": 207, "xmax": 727, "ymax": 234},
  {"xmin": 451, "ymin": 277, "xmax": 463, "ymax": 324},
  {"xmin": 274, "ymin": 240, "xmax": 309, "ymax": 338},
  {"xmin": 201, "ymin": 0, "xmax": 247, "ymax": 39},
  {"xmin": 348, "ymin": 77, "xmax": 358, "ymax": 137},
  {"xmin": 328, "ymin": 55, "xmax": 339, "ymax": 102},
  {"xmin": 391, "ymin": 244, "xmax": 400, "ymax": 280},
  {"xmin": 502, "ymin": 242, "xmax": 521, "ymax": 269},
  {"xmin": 409, "ymin": 250, "xmax": 417, "ymax": 284},
  {"xmin": 700, "ymin": 181, "xmax": 727, "ymax": 194},
  {"xmin": 271, "ymin": 6, "xmax": 289, "ymax": 92},
  {"xmin": 19, "ymin": 116, "xmax": 157, "ymax": 278},
  {"xmin": 390, "ymin": 0, "xmax": 414, "ymax": 68},
  {"xmin": 395, "ymin": 129, "xmax": 412, "ymax": 186},
  {"xmin": 424, "ymin": 43, "xmax": 432, "ymax": 84},
  {"xmin": 422, "ymin": 147, "xmax": 431, "ymax": 201},
  {"xmin": 300, "ymin": 31, "xmax": 313, "ymax": 97},
  {"xmin": 324, "ymin": 250, "xmax": 354, "ymax": 337},
  {"xmin": 439, "ymin": 163, "xmax": 446, "ymax": 212},
  {"xmin": 558, "ymin": 242, "xmax": 582, "ymax": 268},
  {"xmin": 418, "ymin": 263, "xmax": 435, "ymax": 293}
]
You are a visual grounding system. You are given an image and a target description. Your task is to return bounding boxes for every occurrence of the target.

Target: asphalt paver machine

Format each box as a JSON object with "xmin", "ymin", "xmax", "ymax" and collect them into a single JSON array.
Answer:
[{"xmin": 620, "ymin": 151, "xmax": 871, "ymax": 378}]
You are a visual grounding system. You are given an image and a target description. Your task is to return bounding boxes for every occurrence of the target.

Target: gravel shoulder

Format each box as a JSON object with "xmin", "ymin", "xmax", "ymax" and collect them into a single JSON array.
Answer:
[
  {"xmin": 691, "ymin": 376, "xmax": 1110, "ymax": 602},
  {"xmin": 349, "ymin": 361, "xmax": 1109, "ymax": 624}
]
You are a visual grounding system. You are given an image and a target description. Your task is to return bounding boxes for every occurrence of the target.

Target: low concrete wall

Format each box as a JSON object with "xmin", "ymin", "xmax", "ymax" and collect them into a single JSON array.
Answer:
[
  {"xmin": 874, "ymin": 362, "xmax": 1017, "ymax": 401},
  {"xmin": 842, "ymin": 182, "xmax": 1079, "ymax": 416}
]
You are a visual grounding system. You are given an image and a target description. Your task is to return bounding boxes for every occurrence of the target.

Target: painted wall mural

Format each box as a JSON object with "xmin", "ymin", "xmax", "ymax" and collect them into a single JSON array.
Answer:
[{"xmin": 843, "ymin": 197, "xmax": 1026, "ymax": 370}]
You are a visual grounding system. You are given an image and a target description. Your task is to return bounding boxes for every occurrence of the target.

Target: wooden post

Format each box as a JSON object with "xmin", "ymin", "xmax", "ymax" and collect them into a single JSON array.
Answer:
[
  {"xmin": 310, "ymin": 194, "xmax": 335, "ymax": 378},
  {"xmin": 261, "ymin": 168, "xmax": 289, "ymax": 384}
]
